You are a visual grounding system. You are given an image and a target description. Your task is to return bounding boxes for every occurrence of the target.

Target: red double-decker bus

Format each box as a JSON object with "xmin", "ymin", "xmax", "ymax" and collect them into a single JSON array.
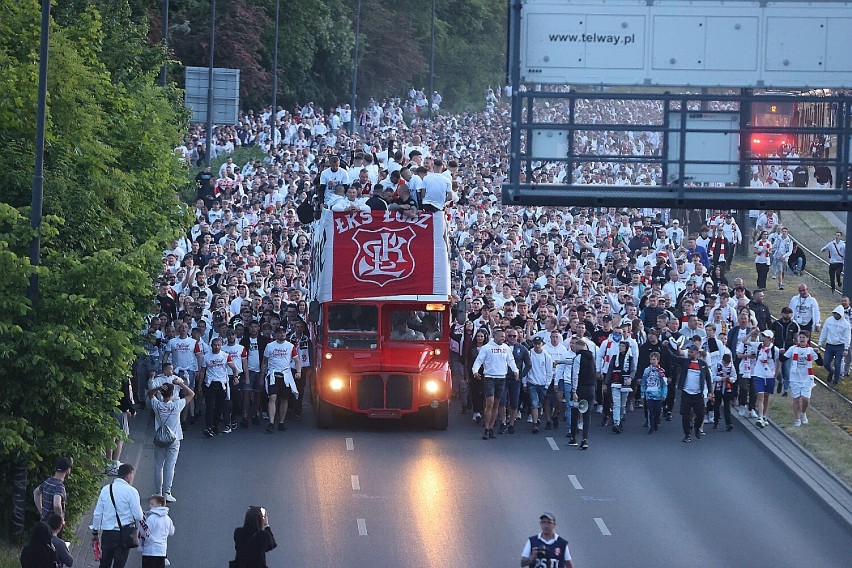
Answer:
[{"xmin": 307, "ymin": 210, "xmax": 451, "ymax": 430}]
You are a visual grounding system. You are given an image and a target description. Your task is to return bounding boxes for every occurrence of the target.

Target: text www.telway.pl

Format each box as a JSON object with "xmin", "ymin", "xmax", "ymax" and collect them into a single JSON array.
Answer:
[{"xmin": 548, "ymin": 33, "xmax": 635, "ymax": 45}]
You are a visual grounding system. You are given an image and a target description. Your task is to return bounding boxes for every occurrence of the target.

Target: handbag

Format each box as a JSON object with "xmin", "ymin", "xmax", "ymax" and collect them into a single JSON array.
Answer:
[
  {"xmin": 153, "ymin": 406, "xmax": 177, "ymax": 448},
  {"xmin": 109, "ymin": 482, "xmax": 138, "ymax": 549}
]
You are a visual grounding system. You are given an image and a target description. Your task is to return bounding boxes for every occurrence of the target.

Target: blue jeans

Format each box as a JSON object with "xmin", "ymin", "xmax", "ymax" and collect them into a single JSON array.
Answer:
[{"xmin": 823, "ymin": 343, "xmax": 845, "ymax": 382}]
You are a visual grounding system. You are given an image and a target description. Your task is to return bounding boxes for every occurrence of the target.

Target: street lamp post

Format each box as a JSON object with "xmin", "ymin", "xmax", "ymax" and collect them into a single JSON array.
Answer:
[
  {"xmin": 13, "ymin": 0, "xmax": 51, "ymax": 543},
  {"xmin": 350, "ymin": 0, "xmax": 362, "ymax": 136},
  {"xmin": 160, "ymin": 0, "xmax": 169, "ymax": 86},
  {"xmin": 428, "ymin": 0, "xmax": 435, "ymax": 119},
  {"xmin": 271, "ymin": 0, "xmax": 279, "ymax": 137},
  {"xmin": 205, "ymin": 0, "xmax": 216, "ymax": 167}
]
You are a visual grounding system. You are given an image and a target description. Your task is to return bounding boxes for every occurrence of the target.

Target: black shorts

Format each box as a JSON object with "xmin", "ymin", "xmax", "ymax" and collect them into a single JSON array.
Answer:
[{"xmin": 484, "ymin": 377, "xmax": 506, "ymax": 400}]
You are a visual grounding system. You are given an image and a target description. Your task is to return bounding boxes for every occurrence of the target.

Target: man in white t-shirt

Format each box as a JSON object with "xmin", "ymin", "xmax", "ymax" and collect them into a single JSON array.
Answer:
[
  {"xmin": 261, "ymin": 327, "xmax": 302, "ymax": 433},
  {"xmin": 221, "ymin": 330, "xmax": 249, "ymax": 432},
  {"xmin": 200, "ymin": 337, "xmax": 238, "ymax": 437},
  {"xmin": 784, "ymin": 330, "xmax": 821, "ymax": 427},
  {"xmin": 422, "ymin": 163, "xmax": 451, "ymax": 212},
  {"xmin": 319, "ymin": 156, "xmax": 350, "ymax": 205},
  {"xmin": 163, "ymin": 323, "xmax": 203, "ymax": 423}
]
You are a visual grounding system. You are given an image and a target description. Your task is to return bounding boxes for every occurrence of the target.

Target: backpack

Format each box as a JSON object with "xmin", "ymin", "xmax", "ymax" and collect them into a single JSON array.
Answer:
[{"xmin": 153, "ymin": 406, "xmax": 177, "ymax": 448}]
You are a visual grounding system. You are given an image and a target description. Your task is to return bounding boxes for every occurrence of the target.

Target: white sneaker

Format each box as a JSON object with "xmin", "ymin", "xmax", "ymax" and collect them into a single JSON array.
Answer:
[
  {"xmin": 516, "ymin": 411, "xmax": 522, "ymax": 420},
  {"xmin": 801, "ymin": 413, "xmax": 809, "ymax": 424},
  {"xmin": 473, "ymin": 412, "xmax": 482, "ymax": 423},
  {"xmin": 793, "ymin": 419, "xmax": 802, "ymax": 427},
  {"xmin": 526, "ymin": 414, "xmax": 533, "ymax": 423},
  {"xmin": 737, "ymin": 406, "xmax": 746, "ymax": 417},
  {"xmin": 595, "ymin": 404, "xmax": 603, "ymax": 414},
  {"xmin": 164, "ymin": 493, "xmax": 176, "ymax": 503},
  {"xmin": 749, "ymin": 409, "xmax": 759, "ymax": 419}
]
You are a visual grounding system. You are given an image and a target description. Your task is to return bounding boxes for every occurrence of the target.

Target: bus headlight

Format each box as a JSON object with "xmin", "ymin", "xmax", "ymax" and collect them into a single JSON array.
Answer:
[
  {"xmin": 424, "ymin": 380, "xmax": 440, "ymax": 394},
  {"xmin": 329, "ymin": 378, "xmax": 345, "ymax": 391},
  {"xmin": 432, "ymin": 348, "xmax": 442, "ymax": 356}
]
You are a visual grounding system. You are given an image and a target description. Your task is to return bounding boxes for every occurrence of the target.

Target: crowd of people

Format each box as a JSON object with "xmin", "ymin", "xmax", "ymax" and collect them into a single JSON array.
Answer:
[
  {"xmin": 139, "ymin": 88, "xmax": 851, "ymax": 462},
  {"xmin": 26, "ymin": 84, "xmax": 849, "ymax": 568}
]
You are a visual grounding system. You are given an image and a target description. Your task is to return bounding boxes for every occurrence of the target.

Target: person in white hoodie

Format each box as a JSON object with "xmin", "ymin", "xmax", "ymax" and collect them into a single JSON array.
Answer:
[
  {"xmin": 818, "ymin": 305, "xmax": 851, "ymax": 384},
  {"xmin": 138, "ymin": 495, "xmax": 175, "ymax": 568}
]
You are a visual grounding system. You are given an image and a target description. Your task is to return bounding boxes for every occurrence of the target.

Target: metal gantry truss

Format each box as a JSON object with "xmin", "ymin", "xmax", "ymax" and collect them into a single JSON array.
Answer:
[{"xmin": 503, "ymin": 89, "xmax": 852, "ymax": 210}]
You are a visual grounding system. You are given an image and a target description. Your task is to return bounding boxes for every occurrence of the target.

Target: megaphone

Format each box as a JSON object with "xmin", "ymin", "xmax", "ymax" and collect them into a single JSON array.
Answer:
[{"xmin": 577, "ymin": 399, "xmax": 590, "ymax": 414}]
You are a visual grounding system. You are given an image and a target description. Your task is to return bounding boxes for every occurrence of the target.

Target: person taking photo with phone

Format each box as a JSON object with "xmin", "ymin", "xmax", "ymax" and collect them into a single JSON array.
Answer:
[{"xmin": 232, "ymin": 506, "xmax": 276, "ymax": 568}]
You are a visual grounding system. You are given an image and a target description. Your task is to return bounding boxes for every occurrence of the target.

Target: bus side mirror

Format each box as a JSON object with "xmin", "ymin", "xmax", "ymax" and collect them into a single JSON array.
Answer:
[{"xmin": 309, "ymin": 300, "xmax": 321, "ymax": 324}]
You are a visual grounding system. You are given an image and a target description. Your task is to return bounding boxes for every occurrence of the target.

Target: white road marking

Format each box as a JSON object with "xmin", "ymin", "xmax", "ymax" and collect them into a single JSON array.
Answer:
[
  {"xmin": 594, "ymin": 517, "xmax": 611, "ymax": 536},
  {"xmin": 351, "ymin": 475, "xmax": 360, "ymax": 491},
  {"xmin": 346, "ymin": 437, "xmax": 354, "ymax": 451},
  {"xmin": 568, "ymin": 475, "xmax": 583, "ymax": 490},
  {"xmin": 546, "ymin": 437, "xmax": 559, "ymax": 451},
  {"xmin": 357, "ymin": 518, "xmax": 368, "ymax": 536}
]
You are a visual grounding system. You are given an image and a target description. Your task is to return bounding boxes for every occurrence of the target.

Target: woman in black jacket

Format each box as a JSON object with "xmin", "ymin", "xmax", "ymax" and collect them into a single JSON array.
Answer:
[
  {"xmin": 20, "ymin": 521, "xmax": 56, "ymax": 568},
  {"xmin": 233, "ymin": 507, "xmax": 276, "ymax": 568}
]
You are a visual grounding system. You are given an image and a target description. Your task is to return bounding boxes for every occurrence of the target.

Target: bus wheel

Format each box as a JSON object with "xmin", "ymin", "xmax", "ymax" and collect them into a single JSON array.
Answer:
[
  {"xmin": 433, "ymin": 400, "xmax": 449, "ymax": 430},
  {"xmin": 317, "ymin": 398, "xmax": 334, "ymax": 429}
]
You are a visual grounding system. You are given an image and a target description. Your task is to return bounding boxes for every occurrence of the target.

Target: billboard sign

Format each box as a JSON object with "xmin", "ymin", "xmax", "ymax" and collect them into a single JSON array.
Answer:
[
  {"xmin": 184, "ymin": 67, "xmax": 240, "ymax": 124},
  {"xmin": 520, "ymin": 0, "xmax": 852, "ymax": 88}
]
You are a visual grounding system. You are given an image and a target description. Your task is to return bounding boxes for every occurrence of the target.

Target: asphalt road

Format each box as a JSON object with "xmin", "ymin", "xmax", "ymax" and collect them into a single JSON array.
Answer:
[{"xmin": 130, "ymin": 406, "xmax": 852, "ymax": 568}]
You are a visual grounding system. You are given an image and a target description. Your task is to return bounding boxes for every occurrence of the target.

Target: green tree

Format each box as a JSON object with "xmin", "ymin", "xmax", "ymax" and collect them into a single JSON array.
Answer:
[{"xmin": 0, "ymin": 0, "xmax": 190, "ymax": 539}]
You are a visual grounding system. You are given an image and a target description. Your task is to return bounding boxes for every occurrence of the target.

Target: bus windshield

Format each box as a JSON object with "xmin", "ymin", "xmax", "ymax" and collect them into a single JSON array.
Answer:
[
  {"xmin": 327, "ymin": 304, "xmax": 378, "ymax": 349},
  {"xmin": 387, "ymin": 309, "xmax": 443, "ymax": 341}
]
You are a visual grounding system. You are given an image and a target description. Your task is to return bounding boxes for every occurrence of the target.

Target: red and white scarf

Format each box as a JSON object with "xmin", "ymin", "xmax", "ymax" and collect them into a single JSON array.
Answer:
[
  {"xmin": 791, "ymin": 350, "xmax": 815, "ymax": 376},
  {"xmin": 709, "ymin": 237, "xmax": 727, "ymax": 262}
]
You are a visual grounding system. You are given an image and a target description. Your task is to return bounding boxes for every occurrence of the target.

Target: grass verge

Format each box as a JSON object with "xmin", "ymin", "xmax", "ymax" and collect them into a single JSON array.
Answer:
[
  {"xmin": 0, "ymin": 544, "xmax": 19, "ymax": 568},
  {"xmin": 727, "ymin": 233, "xmax": 852, "ymax": 487},
  {"xmin": 767, "ymin": 396, "xmax": 852, "ymax": 486}
]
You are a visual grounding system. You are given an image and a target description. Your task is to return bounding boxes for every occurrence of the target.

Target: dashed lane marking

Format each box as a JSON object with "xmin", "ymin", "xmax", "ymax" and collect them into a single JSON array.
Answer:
[
  {"xmin": 357, "ymin": 518, "xmax": 368, "ymax": 536},
  {"xmin": 546, "ymin": 437, "xmax": 560, "ymax": 451},
  {"xmin": 594, "ymin": 517, "xmax": 611, "ymax": 536},
  {"xmin": 351, "ymin": 475, "xmax": 360, "ymax": 491},
  {"xmin": 568, "ymin": 475, "xmax": 583, "ymax": 490},
  {"xmin": 346, "ymin": 437, "xmax": 354, "ymax": 450}
]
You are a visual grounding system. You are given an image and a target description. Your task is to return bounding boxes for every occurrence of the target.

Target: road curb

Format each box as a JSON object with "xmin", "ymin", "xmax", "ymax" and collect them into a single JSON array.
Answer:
[{"xmin": 733, "ymin": 410, "xmax": 852, "ymax": 533}]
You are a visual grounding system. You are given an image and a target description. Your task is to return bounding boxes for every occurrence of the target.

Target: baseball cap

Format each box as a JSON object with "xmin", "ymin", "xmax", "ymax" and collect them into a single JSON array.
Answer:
[
  {"xmin": 532, "ymin": 336, "xmax": 544, "ymax": 344},
  {"xmin": 540, "ymin": 512, "xmax": 557, "ymax": 522},
  {"xmin": 761, "ymin": 330, "xmax": 774, "ymax": 339},
  {"xmin": 55, "ymin": 458, "xmax": 73, "ymax": 472}
]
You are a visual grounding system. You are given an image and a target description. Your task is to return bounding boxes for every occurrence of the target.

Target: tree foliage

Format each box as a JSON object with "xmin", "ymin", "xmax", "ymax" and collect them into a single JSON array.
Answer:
[
  {"xmin": 0, "ymin": 0, "xmax": 191, "ymax": 535},
  {"xmin": 154, "ymin": 0, "xmax": 506, "ymax": 111}
]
